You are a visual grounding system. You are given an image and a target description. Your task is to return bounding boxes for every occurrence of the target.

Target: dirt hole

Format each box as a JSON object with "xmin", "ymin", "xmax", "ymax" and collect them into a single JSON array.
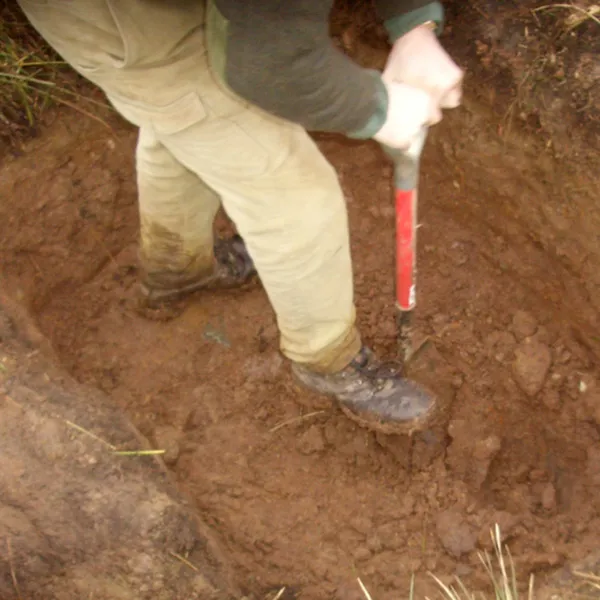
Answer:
[{"xmin": 1, "ymin": 9, "xmax": 600, "ymax": 600}]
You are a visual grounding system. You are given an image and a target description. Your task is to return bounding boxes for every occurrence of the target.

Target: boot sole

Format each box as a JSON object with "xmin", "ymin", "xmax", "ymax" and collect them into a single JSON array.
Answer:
[
  {"xmin": 291, "ymin": 381, "xmax": 441, "ymax": 437},
  {"xmin": 134, "ymin": 275, "xmax": 258, "ymax": 322},
  {"xmin": 139, "ymin": 273, "xmax": 258, "ymax": 307},
  {"xmin": 337, "ymin": 398, "xmax": 440, "ymax": 437}
]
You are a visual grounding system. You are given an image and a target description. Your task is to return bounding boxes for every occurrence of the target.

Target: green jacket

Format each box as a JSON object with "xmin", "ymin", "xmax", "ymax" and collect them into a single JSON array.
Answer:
[{"xmin": 212, "ymin": 0, "xmax": 444, "ymax": 138}]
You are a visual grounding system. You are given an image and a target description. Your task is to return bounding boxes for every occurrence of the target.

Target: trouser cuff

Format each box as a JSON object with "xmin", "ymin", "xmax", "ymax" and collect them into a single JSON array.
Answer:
[{"xmin": 285, "ymin": 326, "xmax": 362, "ymax": 375}]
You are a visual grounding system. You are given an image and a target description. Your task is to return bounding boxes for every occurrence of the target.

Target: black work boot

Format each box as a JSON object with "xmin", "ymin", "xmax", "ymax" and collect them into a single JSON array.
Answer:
[
  {"xmin": 292, "ymin": 346, "xmax": 436, "ymax": 435},
  {"xmin": 137, "ymin": 234, "xmax": 257, "ymax": 312}
]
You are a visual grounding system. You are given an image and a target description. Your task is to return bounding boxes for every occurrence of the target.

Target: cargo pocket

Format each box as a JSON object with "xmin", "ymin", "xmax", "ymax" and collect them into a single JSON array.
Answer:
[
  {"xmin": 109, "ymin": 91, "xmax": 208, "ymax": 135},
  {"xmin": 150, "ymin": 92, "xmax": 208, "ymax": 136}
]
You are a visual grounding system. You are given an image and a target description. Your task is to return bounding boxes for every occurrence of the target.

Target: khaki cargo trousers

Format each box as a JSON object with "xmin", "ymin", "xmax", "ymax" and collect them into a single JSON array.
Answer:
[{"xmin": 18, "ymin": 0, "xmax": 362, "ymax": 372}]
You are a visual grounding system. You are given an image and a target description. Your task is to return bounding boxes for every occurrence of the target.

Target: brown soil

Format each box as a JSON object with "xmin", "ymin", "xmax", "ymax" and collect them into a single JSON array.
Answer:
[
  {"xmin": 0, "ymin": 291, "xmax": 239, "ymax": 600},
  {"xmin": 1, "ymin": 4, "xmax": 600, "ymax": 600}
]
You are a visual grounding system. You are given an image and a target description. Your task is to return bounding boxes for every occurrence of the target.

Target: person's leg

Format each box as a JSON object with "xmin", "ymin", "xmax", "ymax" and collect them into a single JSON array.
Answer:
[
  {"xmin": 131, "ymin": 1, "xmax": 436, "ymax": 433},
  {"xmin": 18, "ymin": 0, "xmax": 436, "ymax": 432},
  {"xmin": 146, "ymin": 93, "xmax": 360, "ymax": 373},
  {"xmin": 135, "ymin": 126, "xmax": 257, "ymax": 307},
  {"xmin": 136, "ymin": 126, "xmax": 220, "ymax": 289},
  {"xmin": 155, "ymin": 95, "xmax": 435, "ymax": 432},
  {"xmin": 17, "ymin": 0, "xmax": 256, "ymax": 314}
]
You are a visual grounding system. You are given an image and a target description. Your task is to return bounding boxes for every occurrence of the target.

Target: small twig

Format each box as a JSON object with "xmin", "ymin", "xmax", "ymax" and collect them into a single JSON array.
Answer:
[
  {"xmin": 269, "ymin": 410, "xmax": 325, "ymax": 433},
  {"xmin": 7, "ymin": 539, "xmax": 23, "ymax": 600},
  {"xmin": 169, "ymin": 550, "xmax": 199, "ymax": 572}
]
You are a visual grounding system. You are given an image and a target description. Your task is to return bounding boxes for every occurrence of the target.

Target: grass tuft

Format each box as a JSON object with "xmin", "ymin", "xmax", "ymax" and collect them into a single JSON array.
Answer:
[
  {"xmin": 357, "ymin": 526, "xmax": 536, "ymax": 600},
  {"xmin": 428, "ymin": 525, "xmax": 534, "ymax": 600},
  {"xmin": 0, "ymin": 1, "xmax": 111, "ymax": 147}
]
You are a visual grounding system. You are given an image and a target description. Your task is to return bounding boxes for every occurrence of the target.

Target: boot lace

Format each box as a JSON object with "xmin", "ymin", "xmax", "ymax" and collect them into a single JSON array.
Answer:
[{"xmin": 349, "ymin": 346, "xmax": 403, "ymax": 380}]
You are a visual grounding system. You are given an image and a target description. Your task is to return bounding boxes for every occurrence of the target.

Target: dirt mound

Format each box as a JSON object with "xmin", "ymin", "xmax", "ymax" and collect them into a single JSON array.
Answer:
[{"xmin": 0, "ymin": 292, "xmax": 239, "ymax": 600}]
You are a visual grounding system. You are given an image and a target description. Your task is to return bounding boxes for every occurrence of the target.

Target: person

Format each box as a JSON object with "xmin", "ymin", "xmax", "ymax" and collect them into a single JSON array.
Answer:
[{"xmin": 18, "ymin": 0, "xmax": 463, "ymax": 434}]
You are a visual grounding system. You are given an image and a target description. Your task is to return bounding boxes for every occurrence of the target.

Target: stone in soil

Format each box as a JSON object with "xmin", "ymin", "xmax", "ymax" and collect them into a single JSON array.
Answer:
[
  {"xmin": 484, "ymin": 330, "xmax": 517, "ymax": 361},
  {"xmin": 477, "ymin": 510, "xmax": 521, "ymax": 549},
  {"xmin": 297, "ymin": 425, "xmax": 327, "ymax": 455},
  {"xmin": 472, "ymin": 435, "xmax": 502, "ymax": 490},
  {"xmin": 510, "ymin": 310, "xmax": 538, "ymax": 341},
  {"xmin": 513, "ymin": 338, "xmax": 552, "ymax": 396},
  {"xmin": 541, "ymin": 482, "xmax": 558, "ymax": 512},
  {"xmin": 152, "ymin": 425, "xmax": 181, "ymax": 465},
  {"xmin": 435, "ymin": 509, "xmax": 477, "ymax": 558}
]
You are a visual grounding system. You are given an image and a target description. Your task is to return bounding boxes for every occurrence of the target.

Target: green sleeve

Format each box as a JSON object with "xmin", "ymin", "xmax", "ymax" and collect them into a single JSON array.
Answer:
[
  {"xmin": 212, "ymin": 0, "xmax": 388, "ymax": 139},
  {"xmin": 375, "ymin": 1, "xmax": 445, "ymax": 42}
]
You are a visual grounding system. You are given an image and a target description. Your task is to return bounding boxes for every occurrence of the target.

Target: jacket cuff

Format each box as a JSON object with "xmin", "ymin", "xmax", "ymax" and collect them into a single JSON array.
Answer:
[
  {"xmin": 347, "ymin": 72, "xmax": 388, "ymax": 140},
  {"xmin": 384, "ymin": 2, "xmax": 444, "ymax": 42}
]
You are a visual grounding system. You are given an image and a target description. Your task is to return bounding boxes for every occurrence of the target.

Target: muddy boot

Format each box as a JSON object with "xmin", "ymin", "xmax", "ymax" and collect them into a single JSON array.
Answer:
[
  {"xmin": 292, "ymin": 346, "xmax": 437, "ymax": 435},
  {"xmin": 137, "ymin": 234, "xmax": 257, "ymax": 317}
]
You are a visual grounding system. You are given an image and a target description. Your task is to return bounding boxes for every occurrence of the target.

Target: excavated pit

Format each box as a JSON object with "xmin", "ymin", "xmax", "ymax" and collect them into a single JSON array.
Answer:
[{"xmin": 1, "ymin": 3, "xmax": 598, "ymax": 598}]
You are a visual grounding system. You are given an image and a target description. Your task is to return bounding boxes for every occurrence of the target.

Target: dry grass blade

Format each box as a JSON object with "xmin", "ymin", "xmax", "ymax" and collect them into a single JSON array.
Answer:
[
  {"xmin": 528, "ymin": 574, "xmax": 535, "ymax": 600},
  {"xmin": 64, "ymin": 419, "xmax": 117, "ymax": 451},
  {"xmin": 575, "ymin": 570, "xmax": 600, "ymax": 592},
  {"xmin": 65, "ymin": 420, "xmax": 165, "ymax": 456},
  {"xmin": 429, "ymin": 525, "xmax": 536, "ymax": 600},
  {"xmin": 269, "ymin": 410, "xmax": 325, "ymax": 433},
  {"xmin": 491, "ymin": 523, "xmax": 515, "ymax": 600},
  {"xmin": 113, "ymin": 449, "xmax": 166, "ymax": 456},
  {"xmin": 533, "ymin": 3, "xmax": 600, "ymax": 28},
  {"xmin": 428, "ymin": 572, "xmax": 464, "ymax": 600},
  {"xmin": 6, "ymin": 539, "xmax": 23, "ymax": 600},
  {"xmin": 574, "ymin": 571, "xmax": 600, "ymax": 584},
  {"xmin": 48, "ymin": 93, "xmax": 112, "ymax": 131},
  {"xmin": 357, "ymin": 577, "xmax": 374, "ymax": 600},
  {"xmin": 271, "ymin": 587, "xmax": 286, "ymax": 600},
  {"xmin": 169, "ymin": 550, "xmax": 199, "ymax": 572}
]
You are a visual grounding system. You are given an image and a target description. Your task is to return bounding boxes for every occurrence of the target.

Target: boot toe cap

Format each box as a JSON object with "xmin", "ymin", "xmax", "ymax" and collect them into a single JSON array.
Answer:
[{"xmin": 340, "ymin": 379, "xmax": 437, "ymax": 434}]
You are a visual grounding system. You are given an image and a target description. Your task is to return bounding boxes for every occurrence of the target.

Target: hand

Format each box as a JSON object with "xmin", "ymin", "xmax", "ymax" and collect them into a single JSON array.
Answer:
[
  {"xmin": 372, "ymin": 80, "xmax": 439, "ymax": 150},
  {"xmin": 383, "ymin": 23, "xmax": 464, "ymax": 110}
]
